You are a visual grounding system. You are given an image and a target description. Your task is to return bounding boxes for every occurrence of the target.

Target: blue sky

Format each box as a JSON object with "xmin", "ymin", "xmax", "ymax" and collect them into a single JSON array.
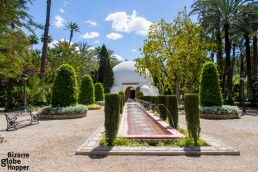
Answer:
[{"xmin": 27, "ymin": 0, "xmax": 196, "ymax": 61}]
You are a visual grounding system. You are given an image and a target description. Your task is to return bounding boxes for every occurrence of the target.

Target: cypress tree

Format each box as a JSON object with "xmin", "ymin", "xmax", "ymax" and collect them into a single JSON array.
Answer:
[
  {"xmin": 103, "ymin": 57, "xmax": 114, "ymax": 93},
  {"xmin": 78, "ymin": 74, "xmax": 95, "ymax": 105},
  {"xmin": 95, "ymin": 82, "xmax": 104, "ymax": 101},
  {"xmin": 98, "ymin": 44, "xmax": 108, "ymax": 83}
]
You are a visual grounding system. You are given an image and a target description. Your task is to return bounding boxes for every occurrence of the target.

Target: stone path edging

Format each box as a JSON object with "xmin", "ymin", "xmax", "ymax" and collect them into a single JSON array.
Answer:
[{"xmin": 75, "ymin": 124, "xmax": 240, "ymax": 156}]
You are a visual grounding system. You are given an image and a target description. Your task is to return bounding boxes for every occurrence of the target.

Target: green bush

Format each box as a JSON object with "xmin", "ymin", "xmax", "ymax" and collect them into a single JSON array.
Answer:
[
  {"xmin": 178, "ymin": 104, "xmax": 185, "ymax": 110},
  {"xmin": 151, "ymin": 96, "xmax": 158, "ymax": 106},
  {"xmin": 119, "ymin": 91, "xmax": 125, "ymax": 106},
  {"xmin": 40, "ymin": 104, "xmax": 88, "ymax": 115},
  {"xmin": 142, "ymin": 96, "xmax": 151, "ymax": 102},
  {"xmin": 95, "ymin": 82, "xmax": 104, "ymax": 101},
  {"xmin": 166, "ymin": 95, "xmax": 178, "ymax": 128},
  {"xmin": 158, "ymin": 95, "xmax": 167, "ymax": 120},
  {"xmin": 88, "ymin": 104, "xmax": 101, "ymax": 110},
  {"xmin": 52, "ymin": 64, "xmax": 78, "ymax": 107},
  {"xmin": 234, "ymin": 101, "xmax": 258, "ymax": 108},
  {"xmin": 137, "ymin": 91, "xmax": 144, "ymax": 98},
  {"xmin": 118, "ymin": 94, "xmax": 123, "ymax": 114},
  {"xmin": 162, "ymin": 84, "xmax": 172, "ymax": 95},
  {"xmin": 104, "ymin": 94, "xmax": 120, "ymax": 146},
  {"xmin": 200, "ymin": 105, "xmax": 239, "ymax": 115},
  {"xmin": 78, "ymin": 74, "xmax": 95, "ymax": 105},
  {"xmin": 184, "ymin": 94, "xmax": 201, "ymax": 146},
  {"xmin": 199, "ymin": 62, "xmax": 223, "ymax": 107}
]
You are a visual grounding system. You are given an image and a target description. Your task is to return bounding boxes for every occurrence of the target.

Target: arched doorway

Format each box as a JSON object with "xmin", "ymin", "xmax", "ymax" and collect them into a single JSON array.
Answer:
[{"xmin": 125, "ymin": 87, "xmax": 136, "ymax": 100}]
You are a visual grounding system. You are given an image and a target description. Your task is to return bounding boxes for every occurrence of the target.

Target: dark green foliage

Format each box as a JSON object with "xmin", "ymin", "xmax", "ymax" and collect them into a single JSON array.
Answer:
[
  {"xmin": 143, "ymin": 96, "xmax": 151, "ymax": 102},
  {"xmin": 52, "ymin": 64, "xmax": 78, "ymax": 107},
  {"xmin": 166, "ymin": 95, "xmax": 178, "ymax": 128},
  {"xmin": 78, "ymin": 74, "xmax": 95, "ymax": 105},
  {"xmin": 151, "ymin": 96, "xmax": 158, "ymax": 105},
  {"xmin": 104, "ymin": 94, "xmax": 120, "ymax": 146},
  {"xmin": 95, "ymin": 82, "xmax": 104, "ymax": 101},
  {"xmin": 162, "ymin": 84, "xmax": 172, "ymax": 95},
  {"xmin": 119, "ymin": 91, "xmax": 125, "ymax": 106},
  {"xmin": 98, "ymin": 44, "xmax": 109, "ymax": 83},
  {"xmin": 103, "ymin": 57, "xmax": 114, "ymax": 93},
  {"xmin": 199, "ymin": 62, "xmax": 223, "ymax": 106},
  {"xmin": 184, "ymin": 94, "xmax": 200, "ymax": 146},
  {"xmin": 119, "ymin": 94, "xmax": 123, "ymax": 114},
  {"xmin": 158, "ymin": 95, "xmax": 167, "ymax": 120},
  {"xmin": 137, "ymin": 91, "xmax": 144, "ymax": 98}
]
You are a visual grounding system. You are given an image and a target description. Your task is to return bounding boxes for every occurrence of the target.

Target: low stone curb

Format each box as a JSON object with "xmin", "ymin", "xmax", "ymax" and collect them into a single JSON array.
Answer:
[
  {"xmin": 75, "ymin": 124, "xmax": 240, "ymax": 156},
  {"xmin": 39, "ymin": 113, "xmax": 86, "ymax": 119},
  {"xmin": 200, "ymin": 114, "xmax": 239, "ymax": 119}
]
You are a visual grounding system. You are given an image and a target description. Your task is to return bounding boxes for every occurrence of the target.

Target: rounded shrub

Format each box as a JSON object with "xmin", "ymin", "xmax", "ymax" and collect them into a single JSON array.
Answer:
[
  {"xmin": 184, "ymin": 94, "xmax": 201, "ymax": 146},
  {"xmin": 78, "ymin": 74, "xmax": 95, "ymax": 105},
  {"xmin": 105, "ymin": 94, "xmax": 120, "ymax": 146},
  {"xmin": 166, "ymin": 95, "xmax": 178, "ymax": 128},
  {"xmin": 199, "ymin": 62, "xmax": 223, "ymax": 106},
  {"xmin": 95, "ymin": 82, "xmax": 104, "ymax": 101},
  {"xmin": 52, "ymin": 64, "xmax": 78, "ymax": 107}
]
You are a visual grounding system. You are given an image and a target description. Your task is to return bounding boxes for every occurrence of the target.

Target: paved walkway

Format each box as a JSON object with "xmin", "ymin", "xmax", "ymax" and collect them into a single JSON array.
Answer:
[{"xmin": 0, "ymin": 108, "xmax": 258, "ymax": 171}]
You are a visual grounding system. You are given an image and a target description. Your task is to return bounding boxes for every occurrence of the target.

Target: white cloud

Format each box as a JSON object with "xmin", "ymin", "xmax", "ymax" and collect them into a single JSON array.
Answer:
[
  {"xmin": 64, "ymin": 1, "xmax": 71, "ymax": 6},
  {"xmin": 81, "ymin": 32, "xmax": 100, "ymax": 39},
  {"xmin": 113, "ymin": 54, "xmax": 123, "ymax": 61},
  {"xmin": 94, "ymin": 40, "xmax": 100, "ymax": 44},
  {"xmin": 53, "ymin": 15, "xmax": 66, "ymax": 28},
  {"xmin": 131, "ymin": 49, "xmax": 136, "ymax": 52},
  {"xmin": 105, "ymin": 10, "xmax": 152, "ymax": 36},
  {"xmin": 59, "ymin": 9, "xmax": 64, "ymax": 13},
  {"xmin": 85, "ymin": 20, "xmax": 97, "ymax": 26},
  {"xmin": 106, "ymin": 33, "xmax": 123, "ymax": 40}
]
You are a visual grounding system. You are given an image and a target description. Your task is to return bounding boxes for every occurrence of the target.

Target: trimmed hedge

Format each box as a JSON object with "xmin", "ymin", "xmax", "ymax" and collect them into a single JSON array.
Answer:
[
  {"xmin": 78, "ymin": 74, "xmax": 95, "ymax": 105},
  {"xmin": 166, "ymin": 95, "xmax": 178, "ymax": 129},
  {"xmin": 119, "ymin": 91, "xmax": 125, "ymax": 106},
  {"xmin": 95, "ymin": 82, "xmax": 104, "ymax": 101},
  {"xmin": 184, "ymin": 94, "xmax": 201, "ymax": 146},
  {"xmin": 151, "ymin": 96, "xmax": 158, "ymax": 106},
  {"xmin": 104, "ymin": 94, "xmax": 120, "ymax": 146},
  {"xmin": 158, "ymin": 95, "xmax": 167, "ymax": 120},
  {"xmin": 52, "ymin": 64, "xmax": 78, "ymax": 107},
  {"xmin": 199, "ymin": 62, "xmax": 223, "ymax": 106}
]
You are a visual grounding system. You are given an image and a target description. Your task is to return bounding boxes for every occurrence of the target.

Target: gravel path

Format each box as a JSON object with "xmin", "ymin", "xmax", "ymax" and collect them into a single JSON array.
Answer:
[{"xmin": 1, "ymin": 108, "xmax": 258, "ymax": 172}]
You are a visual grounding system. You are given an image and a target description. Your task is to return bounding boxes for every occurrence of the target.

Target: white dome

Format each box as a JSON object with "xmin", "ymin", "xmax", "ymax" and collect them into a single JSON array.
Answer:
[
  {"xmin": 113, "ymin": 61, "xmax": 152, "ymax": 84},
  {"xmin": 110, "ymin": 85, "xmax": 122, "ymax": 94},
  {"xmin": 140, "ymin": 85, "xmax": 151, "ymax": 96}
]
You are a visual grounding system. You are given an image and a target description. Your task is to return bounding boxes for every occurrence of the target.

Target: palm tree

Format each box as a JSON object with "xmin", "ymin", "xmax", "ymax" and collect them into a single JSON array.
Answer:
[
  {"xmin": 40, "ymin": 0, "xmax": 51, "ymax": 79},
  {"xmin": 65, "ymin": 22, "xmax": 80, "ymax": 45},
  {"xmin": 28, "ymin": 34, "xmax": 39, "ymax": 50},
  {"xmin": 191, "ymin": 0, "xmax": 253, "ymax": 102}
]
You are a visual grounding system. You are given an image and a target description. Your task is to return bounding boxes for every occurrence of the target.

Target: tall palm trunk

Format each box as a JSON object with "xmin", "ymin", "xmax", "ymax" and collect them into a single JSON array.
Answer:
[
  {"xmin": 244, "ymin": 33, "xmax": 255, "ymax": 101},
  {"xmin": 69, "ymin": 31, "xmax": 73, "ymax": 45},
  {"xmin": 238, "ymin": 53, "xmax": 244, "ymax": 102},
  {"xmin": 40, "ymin": 0, "xmax": 51, "ymax": 79},
  {"xmin": 252, "ymin": 36, "xmax": 257, "ymax": 82},
  {"xmin": 224, "ymin": 23, "xmax": 233, "ymax": 102},
  {"xmin": 215, "ymin": 26, "xmax": 224, "ymax": 93}
]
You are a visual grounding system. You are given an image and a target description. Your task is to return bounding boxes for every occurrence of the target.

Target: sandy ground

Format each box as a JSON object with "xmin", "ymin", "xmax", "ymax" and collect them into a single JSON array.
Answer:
[{"xmin": 1, "ymin": 108, "xmax": 258, "ymax": 172}]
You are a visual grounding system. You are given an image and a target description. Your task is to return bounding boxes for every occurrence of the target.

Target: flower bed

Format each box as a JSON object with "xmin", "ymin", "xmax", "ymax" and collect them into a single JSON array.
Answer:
[
  {"xmin": 39, "ymin": 105, "xmax": 88, "ymax": 119},
  {"xmin": 200, "ymin": 105, "xmax": 240, "ymax": 119}
]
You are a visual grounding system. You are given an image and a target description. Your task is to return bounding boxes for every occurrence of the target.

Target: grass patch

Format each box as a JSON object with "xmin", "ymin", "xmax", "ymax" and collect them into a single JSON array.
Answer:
[
  {"xmin": 99, "ymin": 132, "xmax": 207, "ymax": 147},
  {"xmin": 88, "ymin": 104, "xmax": 101, "ymax": 110}
]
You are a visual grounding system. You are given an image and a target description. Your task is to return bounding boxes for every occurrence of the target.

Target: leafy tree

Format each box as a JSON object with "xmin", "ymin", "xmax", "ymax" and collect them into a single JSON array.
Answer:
[
  {"xmin": 28, "ymin": 34, "xmax": 39, "ymax": 49},
  {"xmin": 51, "ymin": 64, "xmax": 78, "ymax": 107},
  {"xmin": 103, "ymin": 57, "xmax": 114, "ymax": 93},
  {"xmin": 65, "ymin": 22, "xmax": 80, "ymax": 45},
  {"xmin": 78, "ymin": 74, "xmax": 95, "ymax": 105},
  {"xmin": 199, "ymin": 62, "xmax": 223, "ymax": 106},
  {"xmin": 136, "ymin": 9, "xmax": 211, "ymax": 102}
]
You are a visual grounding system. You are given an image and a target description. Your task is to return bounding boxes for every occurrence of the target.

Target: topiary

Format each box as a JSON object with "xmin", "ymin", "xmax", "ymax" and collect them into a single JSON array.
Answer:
[
  {"xmin": 166, "ymin": 95, "xmax": 178, "ymax": 128},
  {"xmin": 184, "ymin": 94, "xmax": 200, "ymax": 146},
  {"xmin": 95, "ymin": 82, "xmax": 104, "ymax": 101},
  {"xmin": 199, "ymin": 61, "xmax": 223, "ymax": 107},
  {"xmin": 78, "ymin": 74, "xmax": 95, "ymax": 105},
  {"xmin": 52, "ymin": 64, "xmax": 78, "ymax": 107},
  {"xmin": 105, "ymin": 94, "xmax": 120, "ymax": 146},
  {"xmin": 158, "ymin": 95, "xmax": 167, "ymax": 120}
]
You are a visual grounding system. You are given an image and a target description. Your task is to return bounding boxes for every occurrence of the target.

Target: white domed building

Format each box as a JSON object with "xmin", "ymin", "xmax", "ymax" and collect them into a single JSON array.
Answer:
[{"xmin": 110, "ymin": 61, "xmax": 159, "ymax": 100}]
